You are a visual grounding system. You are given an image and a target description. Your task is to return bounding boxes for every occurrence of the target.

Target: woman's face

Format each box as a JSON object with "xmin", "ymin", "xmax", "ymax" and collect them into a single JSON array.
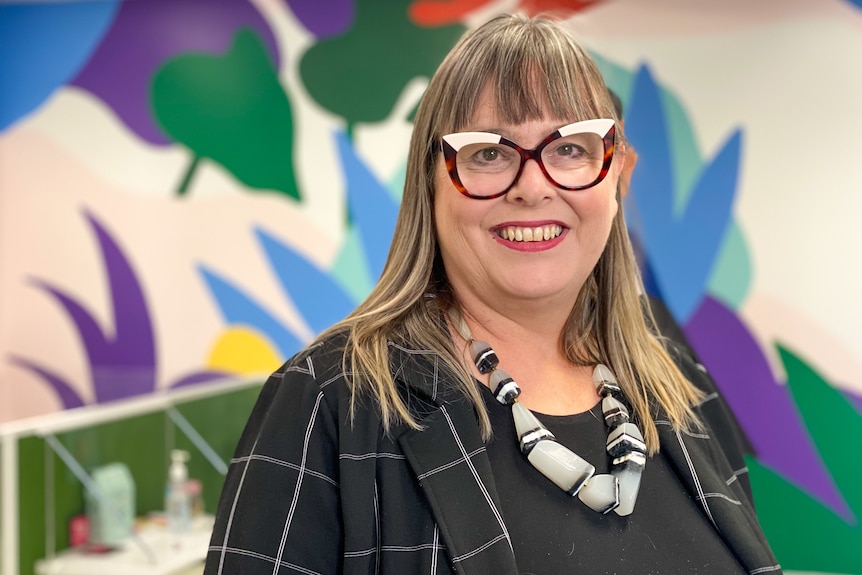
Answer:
[{"xmin": 434, "ymin": 86, "xmax": 621, "ymax": 312}]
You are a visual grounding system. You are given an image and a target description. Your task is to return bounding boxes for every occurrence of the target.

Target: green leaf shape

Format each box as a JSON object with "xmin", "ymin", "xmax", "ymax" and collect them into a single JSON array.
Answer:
[
  {"xmin": 747, "ymin": 345, "xmax": 862, "ymax": 572},
  {"xmin": 778, "ymin": 344, "xmax": 862, "ymax": 515},
  {"xmin": 299, "ymin": 0, "xmax": 465, "ymax": 130},
  {"xmin": 152, "ymin": 28, "xmax": 299, "ymax": 199},
  {"xmin": 748, "ymin": 456, "xmax": 861, "ymax": 573}
]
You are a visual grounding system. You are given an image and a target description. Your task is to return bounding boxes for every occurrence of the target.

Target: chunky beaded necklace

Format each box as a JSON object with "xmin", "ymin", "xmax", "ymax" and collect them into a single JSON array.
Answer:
[{"xmin": 448, "ymin": 308, "xmax": 647, "ymax": 516}]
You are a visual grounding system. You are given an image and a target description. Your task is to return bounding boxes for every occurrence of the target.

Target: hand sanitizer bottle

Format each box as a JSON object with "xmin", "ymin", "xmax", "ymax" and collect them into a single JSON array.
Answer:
[{"xmin": 165, "ymin": 449, "xmax": 191, "ymax": 534}]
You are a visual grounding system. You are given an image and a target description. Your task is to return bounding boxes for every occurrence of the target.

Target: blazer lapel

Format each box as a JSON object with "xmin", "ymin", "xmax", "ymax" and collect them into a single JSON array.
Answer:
[
  {"xmin": 388, "ymin": 343, "xmax": 519, "ymax": 575},
  {"xmin": 657, "ymin": 420, "xmax": 780, "ymax": 572}
]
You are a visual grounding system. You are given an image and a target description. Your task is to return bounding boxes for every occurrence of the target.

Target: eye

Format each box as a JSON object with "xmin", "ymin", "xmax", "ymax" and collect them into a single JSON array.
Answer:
[
  {"xmin": 475, "ymin": 147, "xmax": 503, "ymax": 163},
  {"xmin": 455, "ymin": 142, "xmax": 516, "ymax": 175},
  {"xmin": 554, "ymin": 143, "xmax": 586, "ymax": 158}
]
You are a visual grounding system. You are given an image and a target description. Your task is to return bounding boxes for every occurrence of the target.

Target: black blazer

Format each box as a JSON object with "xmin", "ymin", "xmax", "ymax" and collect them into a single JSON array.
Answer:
[{"xmin": 205, "ymin": 334, "xmax": 782, "ymax": 574}]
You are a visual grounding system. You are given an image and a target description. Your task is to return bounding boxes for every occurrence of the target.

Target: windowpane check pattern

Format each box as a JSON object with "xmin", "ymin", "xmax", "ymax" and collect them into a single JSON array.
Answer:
[{"xmin": 203, "ymin": 333, "xmax": 782, "ymax": 575}]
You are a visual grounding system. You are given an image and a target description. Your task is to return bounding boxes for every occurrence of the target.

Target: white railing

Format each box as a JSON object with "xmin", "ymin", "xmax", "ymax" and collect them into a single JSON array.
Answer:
[{"xmin": 0, "ymin": 376, "xmax": 264, "ymax": 575}]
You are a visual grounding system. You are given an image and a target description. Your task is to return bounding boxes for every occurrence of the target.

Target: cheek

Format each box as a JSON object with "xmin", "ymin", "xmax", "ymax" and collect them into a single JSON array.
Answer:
[
  {"xmin": 565, "ymin": 178, "xmax": 619, "ymax": 222},
  {"xmin": 433, "ymin": 161, "xmax": 454, "ymax": 234},
  {"xmin": 598, "ymin": 172, "xmax": 620, "ymax": 218}
]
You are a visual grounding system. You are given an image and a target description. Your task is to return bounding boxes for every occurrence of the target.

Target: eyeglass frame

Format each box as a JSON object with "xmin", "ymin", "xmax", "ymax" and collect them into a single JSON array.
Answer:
[{"xmin": 440, "ymin": 118, "xmax": 617, "ymax": 200}]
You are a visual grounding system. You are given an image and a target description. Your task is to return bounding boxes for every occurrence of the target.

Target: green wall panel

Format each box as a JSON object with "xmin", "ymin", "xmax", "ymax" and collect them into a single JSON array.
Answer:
[{"xmin": 14, "ymin": 383, "xmax": 262, "ymax": 575}]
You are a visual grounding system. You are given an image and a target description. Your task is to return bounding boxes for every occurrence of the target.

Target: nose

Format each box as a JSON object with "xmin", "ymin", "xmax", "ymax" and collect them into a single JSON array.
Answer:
[{"xmin": 506, "ymin": 158, "xmax": 554, "ymax": 204}]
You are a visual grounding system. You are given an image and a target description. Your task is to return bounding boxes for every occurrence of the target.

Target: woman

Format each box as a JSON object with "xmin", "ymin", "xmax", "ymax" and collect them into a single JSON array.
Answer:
[{"xmin": 204, "ymin": 13, "xmax": 781, "ymax": 575}]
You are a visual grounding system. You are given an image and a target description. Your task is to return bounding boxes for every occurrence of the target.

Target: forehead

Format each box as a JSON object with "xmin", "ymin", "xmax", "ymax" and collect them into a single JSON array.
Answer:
[{"xmin": 465, "ymin": 82, "xmax": 572, "ymax": 139}]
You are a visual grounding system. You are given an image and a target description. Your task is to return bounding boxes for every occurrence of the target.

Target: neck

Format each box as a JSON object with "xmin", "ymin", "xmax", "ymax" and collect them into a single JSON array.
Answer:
[
  {"xmin": 447, "ymin": 298, "xmax": 598, "ymax": 416},
  {"xmin": 451, "ymin": 290, "xmax": 573, "ymax": 351}
]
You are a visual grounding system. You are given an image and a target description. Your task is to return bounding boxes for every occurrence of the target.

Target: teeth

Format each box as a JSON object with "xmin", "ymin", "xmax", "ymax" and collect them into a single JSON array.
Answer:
[{"xmin": 497, "ymin": 225, "xmax": 562, "ymax": 243}]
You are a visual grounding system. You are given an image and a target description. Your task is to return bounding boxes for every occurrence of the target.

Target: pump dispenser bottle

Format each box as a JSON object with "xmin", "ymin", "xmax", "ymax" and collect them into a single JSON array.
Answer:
[{"xmin": 165, "ymin": 449, "xmax": 191, "ymax": 534}]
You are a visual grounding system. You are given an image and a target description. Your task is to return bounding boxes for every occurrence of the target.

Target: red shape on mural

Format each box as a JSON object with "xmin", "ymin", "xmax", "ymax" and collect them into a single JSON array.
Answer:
[
  {"xmin": 410, "ymin": 0, "xmax": 602, "ymax": 26},
  {"xmin": 409, "ymin": 0, "xmax": 493, "ymax": 26},
  {"xmin": 519, "ymin": 0, "xmax": 601, "ymax": 15}
]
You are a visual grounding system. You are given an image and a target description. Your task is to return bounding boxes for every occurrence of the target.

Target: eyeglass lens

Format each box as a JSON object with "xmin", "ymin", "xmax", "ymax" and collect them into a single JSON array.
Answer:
[{"xmin": 453, "ymin": 131, "xmax": 606, "ymax": 197}]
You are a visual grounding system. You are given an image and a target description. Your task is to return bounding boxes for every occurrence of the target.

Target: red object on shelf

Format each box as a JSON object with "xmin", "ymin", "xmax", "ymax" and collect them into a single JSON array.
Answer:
[{"xmin": 69, "ymin": 515, "xmax": 89, "ymax": 547}]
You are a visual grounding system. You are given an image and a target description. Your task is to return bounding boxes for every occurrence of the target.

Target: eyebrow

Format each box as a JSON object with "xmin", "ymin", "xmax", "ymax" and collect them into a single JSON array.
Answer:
[
  {"xmin": 464, "ymin": 122, "xmax": 570, "ymax": 138},
  {"xmin": 457, "ymin": 123, "xmax": 570, "ymax": 147}
]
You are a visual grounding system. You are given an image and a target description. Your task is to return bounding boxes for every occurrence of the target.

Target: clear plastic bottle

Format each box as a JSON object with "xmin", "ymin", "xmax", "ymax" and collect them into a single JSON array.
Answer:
[{"xmin": 165, "ymin": 449, "xmax": 191, "ymax": 534}]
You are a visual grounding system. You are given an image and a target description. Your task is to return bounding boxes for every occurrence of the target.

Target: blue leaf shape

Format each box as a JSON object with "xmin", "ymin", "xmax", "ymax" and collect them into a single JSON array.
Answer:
[
  {"xmin": 674, "ymin": 130, "xmax": 741, "ymax": 305},
  {"xmin": 625, "ymin": 66, "xmax": 675, "ymax": 237},
  {"xmin": 625, "ymin": 64, "xmax": 741, "ymax": 322},
  {"xmin": 336, "ymin": 130, "xmax": 399, "ymax": 282},
  {"xmin": 198, "ymin": 265, "xmax": 303, "ymax": 358},
  {"xmin": 626, "ymin": 226, "xmax": 663, "ymax": 300},
  {"xmin": 255, "ymin": 227, "xmax": 356, "ymax": 335},
  {"xmin": 0, "ymin": 1, "xmax": 120, "ymax": 130}
]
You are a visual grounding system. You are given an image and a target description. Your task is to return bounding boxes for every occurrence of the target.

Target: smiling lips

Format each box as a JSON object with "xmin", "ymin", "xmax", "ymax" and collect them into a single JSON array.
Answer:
[{"xmin": 495, "ymin": 224, "xmax": 564, "ymax": 243}]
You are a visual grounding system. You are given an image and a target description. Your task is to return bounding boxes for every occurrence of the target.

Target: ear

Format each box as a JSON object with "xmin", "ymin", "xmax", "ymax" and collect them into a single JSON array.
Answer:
[{"xmin": 618, "ymin": 143, "xmax": 638, "ymax": 199}]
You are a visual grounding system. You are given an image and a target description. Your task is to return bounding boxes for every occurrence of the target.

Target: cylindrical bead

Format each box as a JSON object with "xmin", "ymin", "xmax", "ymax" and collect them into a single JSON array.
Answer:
[
  {"xmin": 602, "ymin": 395, "xmax": 629, "ymax": 427},
  {"xmin": 490, "ymin": 368, "xmax": 520, "ymax": 405},
  {"xmin": 470, "ymin": 340, "xmax": 499, "ymax": 374}
]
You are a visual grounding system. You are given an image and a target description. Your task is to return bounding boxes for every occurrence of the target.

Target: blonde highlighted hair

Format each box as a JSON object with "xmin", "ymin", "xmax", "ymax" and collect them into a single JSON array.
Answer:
[{"xmin": 317, "ymin": 13, "xmax": 701, "ymax": 453}]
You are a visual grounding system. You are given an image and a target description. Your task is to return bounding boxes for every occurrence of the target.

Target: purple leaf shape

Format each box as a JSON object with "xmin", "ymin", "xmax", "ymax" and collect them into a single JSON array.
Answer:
[
  {"xmin": 846, "ymin": 389, "xmax": 862, "ymax": 413},
  {"xmin": 169, "ymin": 370, "xmax": 232, "ymax": 389},
  {"xmin": 284, "ymin": 0, "xmax": 355, "ymax": 38},
  {"xmin": 685, "ymin": 295, "xmax": 852, "ymax": 520},
  {"xmin": 72, "ymin": 0, "xmax": 279, "ymax": 146},
  {"xmin": 27, "ymin": 210, "xmax": 157, "ymax": 403},
  {"xmin": 8, "ymin": 355, "xmax": 85, "ymax": 409}
]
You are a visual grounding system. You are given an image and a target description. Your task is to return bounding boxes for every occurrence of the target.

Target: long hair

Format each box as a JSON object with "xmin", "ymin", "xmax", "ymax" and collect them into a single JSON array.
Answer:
[{"xmin": 317, "ymin": 13, "xmax": 701, "ymax": 453}]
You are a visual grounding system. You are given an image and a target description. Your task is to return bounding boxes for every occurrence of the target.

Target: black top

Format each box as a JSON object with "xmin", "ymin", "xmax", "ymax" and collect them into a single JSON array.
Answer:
[{"xmin": 482, "ymin": 385, "xmax": 749, "ymax": 574}]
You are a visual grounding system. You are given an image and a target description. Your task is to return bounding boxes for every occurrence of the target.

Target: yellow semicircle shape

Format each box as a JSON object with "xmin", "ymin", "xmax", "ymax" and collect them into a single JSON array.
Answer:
[{"xmin": 206, "ymin": 327, "xmax": 283, "ymax": 375}]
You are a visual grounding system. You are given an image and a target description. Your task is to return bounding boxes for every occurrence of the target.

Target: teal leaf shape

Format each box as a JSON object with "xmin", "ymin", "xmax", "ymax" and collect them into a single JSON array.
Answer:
[
  {"xmin": 152, "ymin": 28, "xmax": 298, "ymax": 199},
  {"xmin": 706, "ymin": 220, "xmax": 752, "ymax": 309}
]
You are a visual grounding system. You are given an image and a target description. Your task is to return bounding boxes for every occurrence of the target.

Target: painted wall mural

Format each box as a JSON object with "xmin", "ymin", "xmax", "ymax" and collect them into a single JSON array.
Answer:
[{"xmin": 2, "ymin": 0, "xmax": 861, "ymax": 572}]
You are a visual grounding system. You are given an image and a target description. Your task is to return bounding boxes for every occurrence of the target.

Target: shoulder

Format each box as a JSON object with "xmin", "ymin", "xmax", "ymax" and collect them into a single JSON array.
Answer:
[
  {"xmin": 277, "ymin": 331, "xmax": 350, "ymax": 382},
  {"xmin": 240, "ymin": 332, "xmax": 356, "ymax": 446},
  {"xmin": 207, "ymin": 333, "xmax": 357, "ymax": 574},
  {"xmin": 663, "ymin": 339, "xmax": 756, "ymax": 498}
]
